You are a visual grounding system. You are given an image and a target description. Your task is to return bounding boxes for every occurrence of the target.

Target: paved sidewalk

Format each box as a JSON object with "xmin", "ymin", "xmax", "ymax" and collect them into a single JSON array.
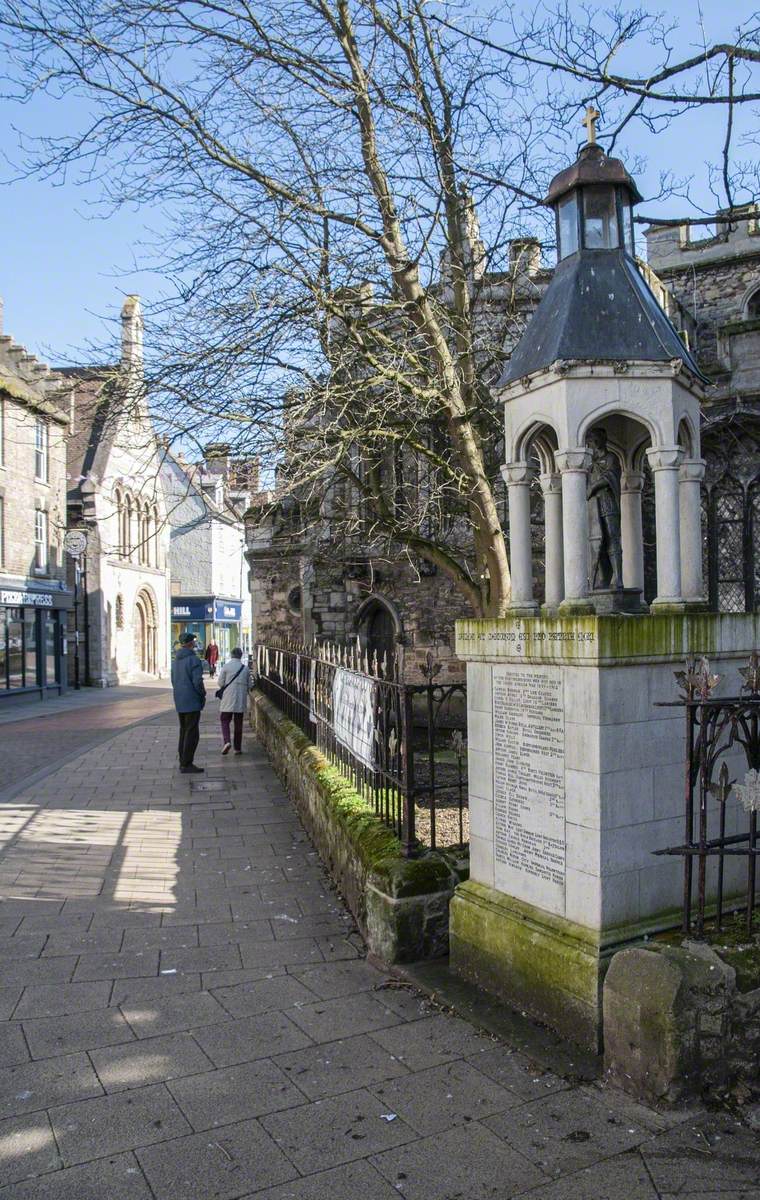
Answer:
[{"xmin": 0, "ymin": 703, "xmax": 758, "ymax": 1199}]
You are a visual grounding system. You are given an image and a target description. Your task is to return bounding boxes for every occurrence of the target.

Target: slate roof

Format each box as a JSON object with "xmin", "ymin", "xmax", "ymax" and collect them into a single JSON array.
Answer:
[{"xmin": 500, "ymin": 248, "xmax": 706, "ymax": 386}]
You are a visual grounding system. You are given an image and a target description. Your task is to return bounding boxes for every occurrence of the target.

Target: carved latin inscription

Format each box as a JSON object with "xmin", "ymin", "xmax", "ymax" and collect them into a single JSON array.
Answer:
[{"xmin": 492, "ymin": 665, "xmax": 566, "ymax": 914}]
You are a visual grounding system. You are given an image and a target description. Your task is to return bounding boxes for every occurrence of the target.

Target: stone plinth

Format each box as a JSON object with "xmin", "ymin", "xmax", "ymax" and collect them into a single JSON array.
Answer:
[{"xmin": 451, "ymin": 611, "xmax": 760, "ymax": 1050}]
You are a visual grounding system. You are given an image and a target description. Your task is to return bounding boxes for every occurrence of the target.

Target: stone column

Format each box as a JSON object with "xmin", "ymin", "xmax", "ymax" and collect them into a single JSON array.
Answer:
[
  {"xmin": 679, "ymin": 459, "xmax": 706, "ymax": 603},
  {"xmin": 556, "ymin": 448, "xmax": 593, "ymax": 613},
  {"xmin": 620, "ymin": 470, "xmax": 645, "ymax": 593},
  {"xmin": 502, "ymin": 462, "xmax": 538, "ymax": 614},
  {"xmin": 540, "ymin": 473, "xmax": 564, "ymax": 609},
  {"xmin": 646, "ymin": 447, "xmax": 684, "ymax": 607}
]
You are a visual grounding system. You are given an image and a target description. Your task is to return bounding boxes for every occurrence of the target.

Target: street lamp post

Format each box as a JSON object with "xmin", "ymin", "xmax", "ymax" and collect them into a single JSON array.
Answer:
[{"xmin": 64, "ymin": 530, "xmax": 88, "ymax": 691}]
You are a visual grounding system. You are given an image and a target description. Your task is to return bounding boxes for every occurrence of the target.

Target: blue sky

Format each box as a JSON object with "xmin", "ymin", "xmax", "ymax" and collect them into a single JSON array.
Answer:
[{"xmin": 0, "ymin": 0, "xmax": 757, "ymax": 362}]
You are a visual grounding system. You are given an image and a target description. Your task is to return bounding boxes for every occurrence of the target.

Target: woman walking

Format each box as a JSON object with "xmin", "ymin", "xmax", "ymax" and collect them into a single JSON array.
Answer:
[{"xmin": 216, "ymin": 647, "xmax": 250, "ymax": 755}]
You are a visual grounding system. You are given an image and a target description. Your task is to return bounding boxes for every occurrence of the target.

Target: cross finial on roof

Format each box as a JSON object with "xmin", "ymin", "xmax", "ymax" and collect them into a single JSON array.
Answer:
[{"xmin": 582, "ymin": 104, "xmax": 600, "ymax": 144}]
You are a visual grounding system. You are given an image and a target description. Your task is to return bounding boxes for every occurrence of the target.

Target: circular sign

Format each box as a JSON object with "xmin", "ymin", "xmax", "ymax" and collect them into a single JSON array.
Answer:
[{"xmin": 64, "ymin": 530, "xmax": 88, "ymax": 557}]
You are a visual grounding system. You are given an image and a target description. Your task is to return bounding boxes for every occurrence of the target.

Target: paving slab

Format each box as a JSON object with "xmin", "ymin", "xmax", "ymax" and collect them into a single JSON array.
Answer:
[
  {"xmin": 640, "ymin": 1113, "xmax": 760, "ymax": 1195},
  {"xmin": 0, "ymin": 1111, "xmax": 61, "ymax": 1185},
  {"xmin": 0, "ymin": 1021, "xmax": 29, "ymax": 1068},
  {"xmin": 0, "ymin": 1052, "xmax": 103, "ymax": 1119},
  {"xmin": 49, "ymin": 1081, "xmax": 192, "ymax": 1165},
  {"xmin": 121, "ymin": 990, "xmax": 228, "ymax": 1038},
  {"xmin": 12, "ymin": 981, "xmax": 112, "ymax": 1020},
  {"xmin": 22, "ymin": 1008, "xmax": 135, "ymax": 1059},
  {"xmin": 135, "ymin": 1117, "xmax": 298, "ymax": 1200},
  {"xmin": 260, "ymin": 1087, "xmax": 416, "ymax": 1174},
  {"xmin": 166, "ymin": 1057, "xmax": 305, "ymax": 1129},
  {"xmin": 274, "ymin": 1033, "xmax": 411, "ymax": 1100},
  {"xmin": 369, "ymin": 1059, "xmax": 520, "ymax": 1135},
  {"xmin": 250, "ymin": 1158, "xmax": 401, "ymax": 1200},
  {"xmin": 191, "ymin": 1010, "xmax": 313, "ymax": 1068},
  {"xmin": 521, "ymin": 1151, "xmax": 661, "ymax": 1199},
  {"xmin": 89, "ymin": 1031, "xmax": 214, "ymax": 1092},
  {"xmin": 483, "ymin": 1083, "xmax": 669, "ymax": 1178},
  {"xmin": 370, "ymin": 1120, "xmax": 548, "ymax": 1198},
  {"xmin": 210, "ymin": 973, "xmax": 317, "ymax": 1018},
  {"xmin": 285, "ymin": 992, "xmax": 406, "ymax": 1043},
  {"xmin": 72, "ymin": 950, "xmax": 160, "ymax": 982},
  {"xmin": 0, "ymin": 1151, "xmax": 154, "ymax": 1199},
  {"xmin": 368, "ymin": 1013, "xmax": 492, "ymax": 1070}
]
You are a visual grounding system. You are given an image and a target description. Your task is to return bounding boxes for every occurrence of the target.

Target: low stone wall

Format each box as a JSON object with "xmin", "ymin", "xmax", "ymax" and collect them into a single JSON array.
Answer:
[
  {"xmin": 604, "ymin": 941, "xmax": 760, "ymax": 1104},
  {"xmin": 250, "ymin": 690, "xmax": 466, "ymax": 963}
]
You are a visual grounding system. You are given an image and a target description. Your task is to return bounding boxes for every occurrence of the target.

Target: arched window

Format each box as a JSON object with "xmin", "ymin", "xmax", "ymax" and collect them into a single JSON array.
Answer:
[
  {"xmin": 123, "ymin": 495, "xmax": 133, "ymax": 561},
  {"xmin": 113, "ymin": 488, "xmax": 123, "ymax": 556},
  {"xmin": 746, "ymin": 287, "xmax": 760, "ymax": 319},
  {"xmin": 152, "ymin": 505, "xmax": 160, "ymax": 567}
]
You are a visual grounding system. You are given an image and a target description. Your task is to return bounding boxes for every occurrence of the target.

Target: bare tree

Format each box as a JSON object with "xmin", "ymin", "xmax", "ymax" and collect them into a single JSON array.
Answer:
[{"xmin": 0, "ymin": 1, "xmax": 758, "ymax": 614}]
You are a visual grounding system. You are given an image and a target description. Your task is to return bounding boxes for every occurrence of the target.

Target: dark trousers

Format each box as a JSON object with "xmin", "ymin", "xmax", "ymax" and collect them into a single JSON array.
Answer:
[
  {"xmin": 221, "ymin": 711, "xmax": 244, "ymax": 752},
  {"xmin": 177, "ymin": 710, "xmax": 201, "ymax": 767}
]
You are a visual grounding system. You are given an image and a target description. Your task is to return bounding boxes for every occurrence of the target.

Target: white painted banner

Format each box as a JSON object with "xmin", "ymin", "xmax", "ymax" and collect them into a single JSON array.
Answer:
[{"xmin": 332, "ymin": 668, "xmax": 376, "ymax": 769}]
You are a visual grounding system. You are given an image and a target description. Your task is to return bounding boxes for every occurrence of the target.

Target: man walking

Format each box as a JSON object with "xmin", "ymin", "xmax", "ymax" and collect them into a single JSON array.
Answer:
[{"xmin": 171, "ymin": 632, "xmax": 206, "ymax": 774}]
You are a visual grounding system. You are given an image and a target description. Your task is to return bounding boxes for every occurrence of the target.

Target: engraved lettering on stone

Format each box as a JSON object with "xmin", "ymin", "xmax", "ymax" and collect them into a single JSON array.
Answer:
[{"xmin": 492, "ymin": 666, "xmax": 565, "ymax": 904}]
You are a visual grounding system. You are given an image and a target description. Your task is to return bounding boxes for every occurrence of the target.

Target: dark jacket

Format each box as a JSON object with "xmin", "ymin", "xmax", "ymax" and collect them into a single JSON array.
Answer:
[{"xmin": 171, "ymin": 646, "xmax": 206, "ymax": 713}]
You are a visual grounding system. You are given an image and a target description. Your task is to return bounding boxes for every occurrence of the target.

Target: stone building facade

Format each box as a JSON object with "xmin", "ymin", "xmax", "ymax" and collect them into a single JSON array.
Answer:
[
  {"xmin": 63, "ymin": 297, "xmax": 171, "ymax": 686},
  {"xmin": 246, "ymin": 208, "xmax": 760, "ymax": 678},
  {"xmin": 0, "ymin": 306, "xmax": 73, "ymax": 703},
  {"xmin": 644, "ymin": 212, "xmax": 760, "ymax": 612},
  {"xmin": 162, "ymin": 447, "xmax": 254, "ymax": 661}
]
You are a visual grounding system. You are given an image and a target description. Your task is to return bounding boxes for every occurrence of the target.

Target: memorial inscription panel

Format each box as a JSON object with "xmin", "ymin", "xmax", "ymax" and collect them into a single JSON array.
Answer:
[{"xmin": 492, "ymin": 664, "xmax": 566, "ymax": 914}]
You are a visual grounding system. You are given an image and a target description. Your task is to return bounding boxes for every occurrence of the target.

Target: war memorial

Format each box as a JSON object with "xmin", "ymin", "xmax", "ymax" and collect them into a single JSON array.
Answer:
[{"xmin": 450, "ymin": 115, "xmax": 760, "ymax": 1053}]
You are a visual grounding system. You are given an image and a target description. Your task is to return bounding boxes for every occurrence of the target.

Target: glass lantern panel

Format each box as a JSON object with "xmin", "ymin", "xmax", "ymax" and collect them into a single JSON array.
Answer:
[
  {"xmin": 583, "ymin": 186, "xmax": 619, "ymax": 248},
  {"xmin": 558, "ymin": 194, "xmax": 579, "ymax": 258},
  {"xmin": 623, "ymin": 201, "xmax": 635, "ymax": 255}
]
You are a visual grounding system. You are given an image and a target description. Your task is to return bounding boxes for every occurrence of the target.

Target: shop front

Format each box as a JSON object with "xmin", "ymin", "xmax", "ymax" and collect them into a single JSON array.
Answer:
[
  {"xmin": 170, "ymin": 596, "xmax": 244, "ymax": 665},
  {"xmin": 0, "ymin": 579, "xmax": 74, "ymax": 703}
]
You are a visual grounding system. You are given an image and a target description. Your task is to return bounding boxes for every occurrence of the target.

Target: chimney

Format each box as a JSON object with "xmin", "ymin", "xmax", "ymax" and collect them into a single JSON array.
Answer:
[
  {"xmin": 204, "ymin": 443, "xmax": 231, "ymax": 475},
  {"xmin": 121, "ymin": 295, "xmax": 144, "ymax": 374},
  {"xmin": 509, "ymin": 238, "xmax": 541, "ymax": 276}
]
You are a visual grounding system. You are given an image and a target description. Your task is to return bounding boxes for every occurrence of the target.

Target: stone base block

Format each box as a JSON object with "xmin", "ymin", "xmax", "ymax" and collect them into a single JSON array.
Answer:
[
  {"xmin": 603, "ymin": 942, "xmax": 758, "ymax": 1105},
  {"xmin": 449, "ymin": 879, "xmax": 604, "ymax": 1051}
]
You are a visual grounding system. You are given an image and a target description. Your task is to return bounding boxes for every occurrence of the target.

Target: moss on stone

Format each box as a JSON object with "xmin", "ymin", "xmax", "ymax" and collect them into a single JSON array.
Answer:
[
  {"xmin": 657, "ymin": 913, "xmax": 760, "ymax": 993},
  {"xmin": 450, "ymin": 880, "xmax": 603, "ymax": 1049},
  {"xmin": 372, "ymin": 854, "xmax": 457, "ymax": 899},
  {"xmin": 456, "ymin": 611, "xmax": 760, "ymax": 665}
]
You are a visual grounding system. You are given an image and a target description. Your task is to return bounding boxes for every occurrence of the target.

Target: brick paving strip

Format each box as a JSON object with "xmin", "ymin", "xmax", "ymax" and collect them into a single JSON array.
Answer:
[{"xmin": 0, "ymin": 699, "xmax": 758, "ymax": 1198}]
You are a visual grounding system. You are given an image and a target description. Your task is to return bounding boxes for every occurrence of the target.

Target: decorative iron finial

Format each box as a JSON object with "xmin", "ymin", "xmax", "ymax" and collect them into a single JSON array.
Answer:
[
  {"xmin": 674, "ymin": 654, "xmax": 720, "ymax": 701},
  {"xmin": 707, "ymin": 761, "xmax": 734, "ymax": 805},
  {"xmin": 739, "ymin": 650, "xmax": 760, "ymax": 696},
  {"xmin": 420, "ymin": 650, "xmax": 442, "ymax": 681},
  {"xmin": 582, "ymin": 104, "xmax": 601, "ymax": 144},
  {"xmin": 734, "ymin": 769, "xmax": 760, "ymax": 813}
]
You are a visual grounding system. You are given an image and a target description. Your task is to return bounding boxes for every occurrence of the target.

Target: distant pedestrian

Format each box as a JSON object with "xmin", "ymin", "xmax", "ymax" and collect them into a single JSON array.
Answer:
[
  {"xmin": 171, "ymin": 632, "xmax": 206, "ymax": 774},
  {"xmin": 216, "ymin": 646, "xmax": 250, "ymax": 756},
  {"xmin": 204, "ymin": 640, "xmax": 220, "ymax": 678}
]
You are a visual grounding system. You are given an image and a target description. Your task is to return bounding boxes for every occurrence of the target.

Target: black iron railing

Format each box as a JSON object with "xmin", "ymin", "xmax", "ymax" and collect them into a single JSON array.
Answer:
[
  {"xmin": 655, "ymin": 652, "xmax": 760, "ymax": 936},
  {"xmin": 254, "ymin": 641, "xmax": 468, "ymax": 857}
]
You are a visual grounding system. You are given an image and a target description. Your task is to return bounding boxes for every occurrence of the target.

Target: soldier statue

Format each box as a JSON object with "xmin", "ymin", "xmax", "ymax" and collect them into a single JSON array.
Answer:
[{"xmin": 586, "ymin": 428, "xmax": 623, "ymax": 590}]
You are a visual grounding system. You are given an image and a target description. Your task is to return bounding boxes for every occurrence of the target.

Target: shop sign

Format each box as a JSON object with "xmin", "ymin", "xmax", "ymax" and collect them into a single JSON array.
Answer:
[
  {"xmin": 214, "ymin": 599, "xmax": 242, "ymax": 622},
  {"xmin": 0, "ymin": 589, "xmax": 54, "ymax": 608},
  {"xmin": 332, "ymin": 667, "xmax": 376, "ymax": 769},
  {"xmin": 171, "ymin": 599, "xmax": 213, "ymax": 621}
]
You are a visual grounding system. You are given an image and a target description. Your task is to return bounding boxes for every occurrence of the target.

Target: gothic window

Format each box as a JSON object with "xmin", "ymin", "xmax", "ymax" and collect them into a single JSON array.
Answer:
[
  {"xmin": 746, "ymin": 287, "xmax": 760, "ymax": 319},
  {"xmin": 709, "ymin": 478, "xmax": 746, "ymax": 612}
]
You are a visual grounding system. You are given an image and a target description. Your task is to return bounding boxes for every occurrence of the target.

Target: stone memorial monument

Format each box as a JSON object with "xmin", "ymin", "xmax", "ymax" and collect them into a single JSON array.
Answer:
[{"xmin": 450, "ymin": 112, "xmax": 760, "ymax": 1049}]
